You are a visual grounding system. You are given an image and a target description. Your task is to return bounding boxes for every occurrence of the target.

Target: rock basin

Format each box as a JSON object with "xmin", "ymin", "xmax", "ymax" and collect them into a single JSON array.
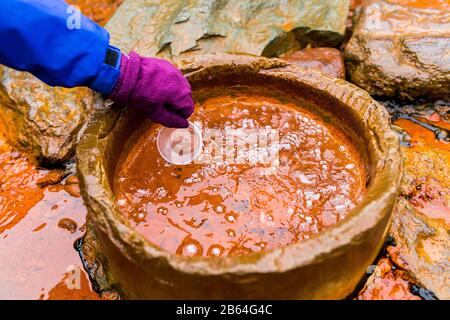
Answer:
[{"xmin": 77, "ymin": 53, "xmax": 402, "ymax": 299}]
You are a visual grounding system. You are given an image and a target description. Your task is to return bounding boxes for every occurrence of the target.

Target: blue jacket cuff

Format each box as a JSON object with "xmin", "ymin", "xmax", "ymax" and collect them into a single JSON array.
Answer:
[{"xmin": 90, "ymin": 45, "xmax": 122, "ymax": 95}]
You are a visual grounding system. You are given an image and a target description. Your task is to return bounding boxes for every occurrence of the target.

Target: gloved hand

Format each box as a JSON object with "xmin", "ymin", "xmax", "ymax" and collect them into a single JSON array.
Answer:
[{"xmin": 109, "ymin": 52, "xmax": 194, "ymax": 128}]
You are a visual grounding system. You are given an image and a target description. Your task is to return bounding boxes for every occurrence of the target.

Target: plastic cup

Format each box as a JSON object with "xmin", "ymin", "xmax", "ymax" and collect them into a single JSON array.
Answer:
[{"xmin": 157, "ymin": 122, "xmax": 203, "ymax": 165}]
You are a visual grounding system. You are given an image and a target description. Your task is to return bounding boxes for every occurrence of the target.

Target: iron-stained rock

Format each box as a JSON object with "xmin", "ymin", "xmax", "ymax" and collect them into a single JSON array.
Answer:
[
  {"xmin": 345, "ymin": 0, "xmax": 450, "ymax": 100},
  {"xmin": 357, "ymin": 257, "xmax": 421, "ymax": 300},
  {"xmin": 389, "ymin": 196, "xmax": 449, "ymax": 300},
  {"xmin": 388, "ymin": 146, "xmax": 450, "ymax": 299},
  {"xmin": 106, "ymin": 0, "xmax": 349, "ymax": 59},
  {"xmin": 282, "ymin": 48, "xmax": 345, "ymax": 78},
  {"xmin": 0, "ymin": 67, "xmax": 98, "ymax": 164},
  {"xmin": 381, "ymin": 99, "xmax": 450, "ymax": 299}
]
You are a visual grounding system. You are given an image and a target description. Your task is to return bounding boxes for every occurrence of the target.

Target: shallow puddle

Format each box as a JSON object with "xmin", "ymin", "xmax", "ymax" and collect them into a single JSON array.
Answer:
[{"xmin": 0, "ymin": 133, "xmax": 99, "ymax": 299}]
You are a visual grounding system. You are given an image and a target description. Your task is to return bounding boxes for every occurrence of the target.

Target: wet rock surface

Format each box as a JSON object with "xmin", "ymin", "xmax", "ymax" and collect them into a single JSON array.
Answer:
[
  {"xmin": 346, "ymin": 3, "xmax": 450, "ymax": 299},
  {"xmin": 76, "ymin": 222, "xmax": 121, "ymax": 300},
  {"xmin": 382, "ymin": 99, "xmax": 450, "ymax": 299},
  {"xmin": 357, "ymin": 257, "xmax": 422, "ymax": 300},
  {"xmin": 106, "ymin": 0, "xmax": 349, "ymax": 59},
  {"xmin": 389, "ymin": 196, "xmax": 449, "ymax": 299},
  {"xmin": 0, "ymin": 69, "xmax": 97, "ymax": 164},
  {"xmin": 281, "ymin": 48, "xmax": 345, "ymax": 78},
  {"xmin": 345, "ymin": 0, "xmax": 450, "ymax": 100}
]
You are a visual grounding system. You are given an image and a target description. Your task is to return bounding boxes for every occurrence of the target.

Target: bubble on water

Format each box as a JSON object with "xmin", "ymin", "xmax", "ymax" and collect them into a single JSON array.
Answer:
[
  {"xmin": 157, "ymin": 207, "xmax": 168, "ymax": 215},
  {"xmin": 215, "ymin": 205, "xmax": 224, "ymax": 214},
  {"xmin": 207, "ymin": 244, "xmax": 225, "ymax": 257},
  {"xmin": 187, "ymin": 244, "xmax": 197, "ymax": 254},
  {"xmin": 227, "ymin": 229, "xmax": 236, "ymax": 237},
  {"xmin": 225, "ymin": 213, "xmax": 236, "ymax": 223},
  {"xmin": 176, "ymin": 238, "xmax": 203, "ymax": 257}
]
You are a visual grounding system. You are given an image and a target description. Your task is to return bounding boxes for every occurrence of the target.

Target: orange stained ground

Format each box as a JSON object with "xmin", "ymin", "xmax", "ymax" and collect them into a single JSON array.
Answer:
[
  {"xmin": 394, "ymin": 117, "xmax": 450, "ymax": 225},
  {"xmin": 357, "ymin": 258, "xmax": 421, "ymax": 300},
  {"xmin": 394, "ymin": 118, "xmax": 450, "ymax": 153},
  {"xmin": 67, "ymin": 0, "xmax": 123, "ymax": 26},
  {"xmin": 115, "ymin": 95, "xmax": 366, "ymax": 257},
  {"xmin": 387, "ymin": 0, "xmax": 450, "ymax": 10}
]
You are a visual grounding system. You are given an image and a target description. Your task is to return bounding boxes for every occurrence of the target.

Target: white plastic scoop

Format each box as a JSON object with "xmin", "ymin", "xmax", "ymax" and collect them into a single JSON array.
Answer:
[{"xmin": 157, "ymin": 122, "xmax": 202, "ymax": 165}]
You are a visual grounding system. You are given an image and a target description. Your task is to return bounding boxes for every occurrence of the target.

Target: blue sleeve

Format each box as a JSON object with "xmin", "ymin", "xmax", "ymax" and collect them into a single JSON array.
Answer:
[{"xmin": 0, "ymin": 0, "xmax": 121, "ymax": 95}]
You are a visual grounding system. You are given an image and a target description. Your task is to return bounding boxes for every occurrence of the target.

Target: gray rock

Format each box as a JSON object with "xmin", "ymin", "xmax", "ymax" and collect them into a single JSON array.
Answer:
[
  {"xmin": 106, "ymin": 0, "xmax": 350, "ymax": 59},
  {"xmin": 345, "ymin": 0, "xmax": 450, "ymax": 100}
]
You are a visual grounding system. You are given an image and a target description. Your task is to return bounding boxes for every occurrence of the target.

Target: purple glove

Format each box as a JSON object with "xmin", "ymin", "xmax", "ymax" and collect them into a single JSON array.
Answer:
[{"xmin": 109, "ymin": 52, "xmax": 194, "ymax": 128}]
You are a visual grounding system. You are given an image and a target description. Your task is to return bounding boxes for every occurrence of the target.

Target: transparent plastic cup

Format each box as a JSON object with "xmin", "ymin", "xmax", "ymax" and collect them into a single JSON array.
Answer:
[{"xmin": 157, "ymin": 122, "xmax": 203, "ymax": 165}]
